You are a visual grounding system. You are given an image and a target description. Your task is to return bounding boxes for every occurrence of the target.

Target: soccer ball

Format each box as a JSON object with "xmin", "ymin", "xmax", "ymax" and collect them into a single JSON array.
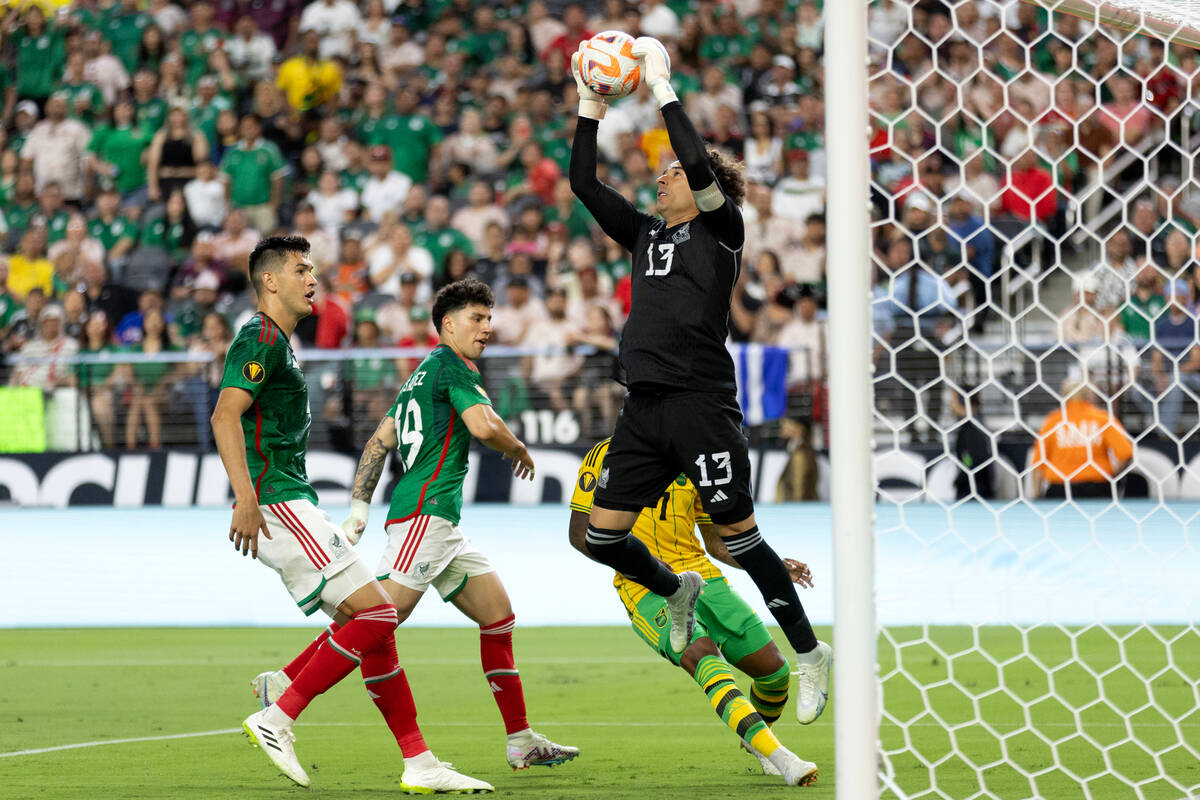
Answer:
[{"xmin": 578, "ymin": 31, "xmax": 642, "ymax": 99}]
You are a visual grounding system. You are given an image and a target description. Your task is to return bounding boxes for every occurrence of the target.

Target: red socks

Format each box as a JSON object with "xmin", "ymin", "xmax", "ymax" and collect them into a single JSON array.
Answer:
[
  {"xmin": 361, "ymin": 639, "xmax": 427, "ymax": 757},
  {"xmin": 480, "ymin": 615, "xmax": 529, "ymax": 734},
  {"xmin": 275, "ymin": 605, "xmax": 399, "ymax": 719},
  {"xmin": 282, "ymin": 622, "xmax": 340, "ymax": 680}
]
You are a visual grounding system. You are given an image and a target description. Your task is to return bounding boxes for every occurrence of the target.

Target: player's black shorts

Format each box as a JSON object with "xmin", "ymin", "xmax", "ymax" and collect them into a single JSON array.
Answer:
[{"xmin": 594, "ymin": 388, "xmax": 753, "ymax": 521}]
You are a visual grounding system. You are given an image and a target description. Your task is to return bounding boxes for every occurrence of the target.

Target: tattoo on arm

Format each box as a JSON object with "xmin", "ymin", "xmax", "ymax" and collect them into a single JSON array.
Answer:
[{"xmin": 352, "ymin": 436, "xmax": 389, "ymax": 503}]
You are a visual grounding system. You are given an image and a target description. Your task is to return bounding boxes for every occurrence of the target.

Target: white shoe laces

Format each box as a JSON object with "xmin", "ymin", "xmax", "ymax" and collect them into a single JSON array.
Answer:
[{"xmin": 794, "ymin": 665, "xmax": 819, "ymax": 699}]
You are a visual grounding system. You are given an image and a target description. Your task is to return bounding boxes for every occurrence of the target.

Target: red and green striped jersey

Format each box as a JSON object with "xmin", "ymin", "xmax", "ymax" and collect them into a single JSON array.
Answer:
[
  {"xmin": 385, "ymin": 345, "xmax": 492, "ymax": 526},
  {"xmin": 220, "ymin": 312, "xmax": 317, "ymax": 506}
]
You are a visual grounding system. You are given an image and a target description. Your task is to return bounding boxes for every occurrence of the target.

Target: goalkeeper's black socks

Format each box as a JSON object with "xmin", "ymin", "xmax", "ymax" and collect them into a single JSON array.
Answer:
[
  {"xmin": 724, "ymin": 527, "xmax": 819, "ymax": 653},
  {"xmin": 585, "ymin": 525, "xmax": 681, "ymax": 597}
]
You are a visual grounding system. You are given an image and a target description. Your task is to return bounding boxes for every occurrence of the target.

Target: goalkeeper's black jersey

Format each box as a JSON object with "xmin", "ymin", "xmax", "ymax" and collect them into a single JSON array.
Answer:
[
  {"xmin": 618, "ymin": 213, "xmax": 741, "ymax": 392},
  {"xmin": 570, "ymin": 114, "xmax": 743, "ymax": 394}
]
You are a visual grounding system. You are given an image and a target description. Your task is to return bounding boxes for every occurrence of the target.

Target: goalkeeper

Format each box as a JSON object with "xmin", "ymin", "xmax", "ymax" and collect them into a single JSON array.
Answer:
[
  {"xmin": 569, "ymin": 33, "xmax": 832, "ymax": 731},
  {"xmin": 568, "ymin": 438, "xmax": 820, "ymax": 788}
]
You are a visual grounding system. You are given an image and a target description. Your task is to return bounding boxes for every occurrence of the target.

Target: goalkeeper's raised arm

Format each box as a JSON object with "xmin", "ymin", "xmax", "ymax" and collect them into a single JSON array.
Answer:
[
  {"xmin": 631, "ymin": 36, "xmax": 744, "ymax": 250},
  {"xmin": 569, "ymin": 48, "xmax": 654, "ymax": 253}
]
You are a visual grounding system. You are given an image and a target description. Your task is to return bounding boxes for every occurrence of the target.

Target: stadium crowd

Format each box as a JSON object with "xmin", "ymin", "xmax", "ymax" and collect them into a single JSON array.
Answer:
[{"xmin": 0, "ymin": 0, "xmax": 1197, "ymax": 459}]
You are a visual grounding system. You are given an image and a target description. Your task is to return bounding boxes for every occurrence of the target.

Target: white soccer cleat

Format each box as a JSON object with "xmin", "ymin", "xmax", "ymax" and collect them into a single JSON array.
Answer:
[
  {"xmin": 665, "ymin": 571, "xmax": 704, "ymax": 652},
  {"xmin": 794, "ymin": 640, "xmax": 832, "ymax": 724},
  {"xmin": 771, "ymin": 746, "xmax": 819, "ymax": 787},
  {"xmin": 741, "ymin": 740, "xmax": 781, "ymax": 775},
  {"xmin": 242, "ymin": 708, "xmax": 309, "ymax": 788},
  {"xmin": 506, "ymin": 731, "xmax": 580, "ymax": 770},
  {"xmin": 250, "ymin": 670, "xmax": 291, "ymax": 708},
  {"xmin": 400, "ymin": 756, "xmax": 494, "ymax": 794}
]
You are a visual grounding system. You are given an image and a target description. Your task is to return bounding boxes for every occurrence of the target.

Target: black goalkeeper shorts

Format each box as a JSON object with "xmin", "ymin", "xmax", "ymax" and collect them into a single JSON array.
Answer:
[{"xmin": 593, "ymin": 389, "xmax": 753, "ymax": 520}]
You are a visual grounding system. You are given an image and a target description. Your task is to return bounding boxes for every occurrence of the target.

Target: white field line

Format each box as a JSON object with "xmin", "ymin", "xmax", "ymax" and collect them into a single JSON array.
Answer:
[
  {"xmin": 0, "ymin": 720, "xmax": 1186, "ymax": 760},
  {"xmin": 6, "ymin": 656, "xmax": 661, "ymax": 667}
]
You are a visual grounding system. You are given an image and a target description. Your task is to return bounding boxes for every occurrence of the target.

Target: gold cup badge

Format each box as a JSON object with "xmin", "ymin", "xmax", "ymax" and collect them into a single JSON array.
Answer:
[{"xmin": 243, "ymin": 361, "xmax": 265, "ymax": 384}]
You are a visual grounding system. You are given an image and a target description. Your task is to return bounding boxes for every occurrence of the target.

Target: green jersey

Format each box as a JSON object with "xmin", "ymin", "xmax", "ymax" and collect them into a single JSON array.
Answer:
[
  {"xmin": 135, "ymin": 97, "xmax": 168, "ymax": 134},
  {"xmin": 385, "ymin": 345, "xmax": 491, "ymax": 526},
  {"xmin": 220, "ymin": 312, "xmax": 317, "ymax": 505},
  {"xmin": 14, "ymin": 27, "xmax": 65, "ymax": 99},
  {"xmin": 88, "ymin": 216, "xmax": 139, "ymax": 251},
  {"xmin": 89, "ymin": 125, "xmax": 152, "ymax": 193}
]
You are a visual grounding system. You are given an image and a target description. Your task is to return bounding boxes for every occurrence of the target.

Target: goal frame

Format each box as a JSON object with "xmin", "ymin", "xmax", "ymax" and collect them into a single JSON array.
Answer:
[{"xmin": 824, "ymin": 2, "xmax": 878, "ymax": 799}]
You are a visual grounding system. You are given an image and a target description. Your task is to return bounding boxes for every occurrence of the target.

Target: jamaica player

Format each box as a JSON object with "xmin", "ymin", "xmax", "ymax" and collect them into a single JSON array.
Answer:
[{"xmin": 570, "ymin": 438, "xmax": 820, "ymax": 786}]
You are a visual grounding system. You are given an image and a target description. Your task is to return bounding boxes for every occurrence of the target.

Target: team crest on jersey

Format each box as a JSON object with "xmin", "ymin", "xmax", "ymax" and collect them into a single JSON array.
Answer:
[
  {"xmin": 414, "ymin": 561, "xmax": 430, "ymax": 577},
  {"xmin": 329, "ymin": 534, "xmax": 344, "ymax": 554},
  {"xmin": 654, "ymin": 607, "xmax": 668, "ymax": 628},
  {"xmin": 675, "ymin": 475, "xmax": 687, "ymax": 486},
  {"xmin": 598, "ymin": 467, "xmax": 610, "ymax": 489},
  {"xmin": 243, "ymin": 361, "xmax": 265, "ymax": 383},
  {"xmin": 671, "ymin": 223, "xmax": 691, "ymax": 245}
]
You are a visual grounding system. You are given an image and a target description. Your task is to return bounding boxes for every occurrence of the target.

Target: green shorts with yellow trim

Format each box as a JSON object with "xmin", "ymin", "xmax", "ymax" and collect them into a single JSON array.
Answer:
[{"xmin": 627, "ymin": 577, "xmax": 772, "ymax": 666}]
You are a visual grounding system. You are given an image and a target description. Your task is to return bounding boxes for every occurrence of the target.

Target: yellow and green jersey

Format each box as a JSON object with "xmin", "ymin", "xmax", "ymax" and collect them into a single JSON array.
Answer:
[
  {"xmin": 219, "ymin": 312, "xmax": 316, "ymax": 506},
  {"xmin": 385, "ymin": 345, "xmax": 491, "ymax": 527},
  {"xmin": 572, "ymin": 438, "xmax": 723, "ymax": 615}
]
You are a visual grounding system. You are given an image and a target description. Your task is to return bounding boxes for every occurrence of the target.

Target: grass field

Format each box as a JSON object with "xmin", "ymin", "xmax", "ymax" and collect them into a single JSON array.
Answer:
[{"xmin": 0, "ymin": 625, "xmax": 1196, "ymax": 799}]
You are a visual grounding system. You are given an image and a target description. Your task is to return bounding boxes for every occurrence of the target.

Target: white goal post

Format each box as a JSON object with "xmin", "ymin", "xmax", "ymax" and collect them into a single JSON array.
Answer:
[
  {"xmin": 825, "ymin": 3, "xmax": 879, "ymax": 800},
  {"xmin": 826, "ymin": 1, "xmax": 1200, "ymax": 798}
]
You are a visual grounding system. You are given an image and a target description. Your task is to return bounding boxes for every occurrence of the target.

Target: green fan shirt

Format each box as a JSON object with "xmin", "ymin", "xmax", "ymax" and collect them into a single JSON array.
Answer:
[
  {"xmin": 220, "ymin": 312, "xmax": 317, "ymax": 506},
  {"xmin": 89, "ymin": 125, "xmax": 152, "ymax": 193},
  {"xmin": 220, "ymin": 139, "xmax": 287, "ymax": 207},
  {"xmin": 14, "ymin": 27, "xmax": 64, "ymax": 100},
  {"xmin": 385, "ymin": 345, "xmax": 491, "ymax": 526},
  {"xmin": 88, "ymin": 216, "xmax": 139, "ymax": 252}
]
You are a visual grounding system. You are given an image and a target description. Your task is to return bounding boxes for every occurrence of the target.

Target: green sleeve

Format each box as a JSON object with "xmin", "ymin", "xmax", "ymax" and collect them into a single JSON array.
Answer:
[
  {"xmin": 444, "ymin": 363, "xmax": 491, "ymax": 416},
  {"xmin": 219, "ymin": 332, "xmax": 279, "ymax": 399},
  {"xmin": 219, "ymin": 148, "xmax": 235, "ymax": 179},
  {"xmin": 88, "ymin": 126, "xmax": 109, "ymax": 154}
]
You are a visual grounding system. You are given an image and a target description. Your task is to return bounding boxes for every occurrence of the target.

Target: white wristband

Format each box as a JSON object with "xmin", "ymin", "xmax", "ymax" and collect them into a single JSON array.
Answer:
[
  {"xmin": 349, "ymin": 498, "xmax": 370, "ymax": 524},
  {"xmin": 578, "ymin": 98, "xmax": 608, "ymax": 121}
]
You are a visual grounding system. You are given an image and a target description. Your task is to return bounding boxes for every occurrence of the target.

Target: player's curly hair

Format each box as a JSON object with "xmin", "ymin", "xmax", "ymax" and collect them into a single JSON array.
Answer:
[
  {"xmin": 707, "ymin": 147, "xmax": 746, "ymax": 207},
  {"xmin": 248, "ymin": 235, "xmax": 310, "ymax": 294},
  {"xmin": 432, "ymin": 278, "xmax": 494, "ymax": 334}
]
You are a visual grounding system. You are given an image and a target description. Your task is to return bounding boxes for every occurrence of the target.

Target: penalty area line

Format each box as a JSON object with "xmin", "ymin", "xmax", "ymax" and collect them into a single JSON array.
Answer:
[
  {"xmin": 0, "ymin": 721, "xmax": 725, "ymax": 758},
  {"xmin": 0, "ymin": 728, "xmax": 241, "ymax": 758},
  {"xmin": 3, "ymin": 719, "xmax": 1174, "ymax": 759}
]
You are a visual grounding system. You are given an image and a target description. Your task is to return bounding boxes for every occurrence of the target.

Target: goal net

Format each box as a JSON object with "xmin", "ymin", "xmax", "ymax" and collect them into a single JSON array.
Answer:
[{"xmin": 860, "ymin": 1, "xmax": 1200, "ymax": 796}]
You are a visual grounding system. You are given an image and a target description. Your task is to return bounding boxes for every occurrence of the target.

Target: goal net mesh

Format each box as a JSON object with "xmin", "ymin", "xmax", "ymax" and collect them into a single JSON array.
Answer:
[{"xmin": 866, "ymin": 1, "xmax": 1199, "ymax": 797}]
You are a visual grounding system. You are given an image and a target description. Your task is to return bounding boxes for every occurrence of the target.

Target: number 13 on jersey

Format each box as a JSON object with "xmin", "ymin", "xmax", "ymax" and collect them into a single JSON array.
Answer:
[{"xmin": 646, "ymin": 242, "xmax": 674, "ymax": 276}]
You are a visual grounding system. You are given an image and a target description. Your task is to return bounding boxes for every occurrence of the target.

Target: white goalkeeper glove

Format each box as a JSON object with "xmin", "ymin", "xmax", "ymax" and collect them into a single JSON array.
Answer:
[
  {"xmin": 341, "ymin": 499, "xmax": 369, "ymax": 545},
  {"xmin": 571, "ymin": 49, "xmax": 608, "ymax": 121},
  {"xmin": 631, "ymin": 36, "xmax": 677, "ymax": 107}
]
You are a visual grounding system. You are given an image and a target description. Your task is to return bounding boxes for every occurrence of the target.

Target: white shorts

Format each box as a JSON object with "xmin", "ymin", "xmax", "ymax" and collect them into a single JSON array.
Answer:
[
  {"xmin": 259, "ymin": 499, "xmax": 374, "ymax": 616},
  {"xmin": 376, "ymin": 514, "xmax": 495, "ymax": 601}
]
